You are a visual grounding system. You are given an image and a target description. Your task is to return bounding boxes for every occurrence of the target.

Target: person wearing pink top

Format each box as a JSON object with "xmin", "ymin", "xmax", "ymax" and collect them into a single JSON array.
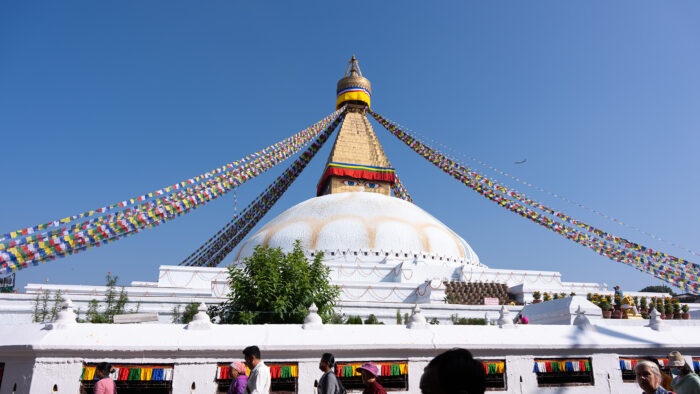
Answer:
[{"xmin": 93, "ymin": 362, "xmax": 116, "ymax": 394}]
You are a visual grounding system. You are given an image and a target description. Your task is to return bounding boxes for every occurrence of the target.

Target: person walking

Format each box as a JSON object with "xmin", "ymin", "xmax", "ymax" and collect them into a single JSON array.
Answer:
[
  {"xmin": 227, "ymin": 361, "xmax": 249, "ymax": 394},
  {"xmin": 317, "ymin": 353, "xmax": 345, "ymax": 394},
  {"xmin": 93, "ymin": 362, "xmax": 116, "ymax": 394},
  {"xmin": 357, "ymin": 363, "xmax": 386, "ymax": 394},
  {"xmin": 667, "ymin": 351, "xmax": 700, "ymax": 394},
  {"xmin": 419, "ymin": 348, "xmax": 486, "ymax": 394},
  {"xmin": 243, "ymin": 346, "xmax": 271, "ymax": 394},
  {"xmin": 636, "ymin": 360, "xmax": 675, "ymax": 394}
]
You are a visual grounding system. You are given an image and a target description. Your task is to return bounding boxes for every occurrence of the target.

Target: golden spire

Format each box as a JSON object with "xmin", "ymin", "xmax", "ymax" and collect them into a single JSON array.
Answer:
[{"xmin": 336, "ymin": 56, "xmax": 372, "ymax": 109}]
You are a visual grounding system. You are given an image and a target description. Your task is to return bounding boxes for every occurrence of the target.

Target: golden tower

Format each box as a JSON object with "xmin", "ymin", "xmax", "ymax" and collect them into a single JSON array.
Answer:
[{"xmin": 317, "ymin": 57, "xmax": 396, "ymax": 196}]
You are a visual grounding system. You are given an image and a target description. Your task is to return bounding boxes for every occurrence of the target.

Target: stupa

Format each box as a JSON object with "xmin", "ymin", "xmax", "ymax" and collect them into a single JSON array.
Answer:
[{"xmin": 0, "ymin": 57, "xmax": 675, "ymax": 325}]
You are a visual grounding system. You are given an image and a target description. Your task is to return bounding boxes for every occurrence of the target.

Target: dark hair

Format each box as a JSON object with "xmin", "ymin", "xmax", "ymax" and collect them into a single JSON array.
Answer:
[
  {"xmin": 680, "ymin": 362, "xmax": 693, "ymax": 375},
  {"xmin": 321, "ymin": 353, "xmax": 336, "ymax": 373},
  {"xmin": 96, "ymin": 362, "xmax": 112, "ymax": 375},
  {"xmin": 426, "ymin": 348, "xmax": 485, "ymax": 394},
  {"xmin": 243, "ymin": 345, "xmax": 261, "ymax": 360}
]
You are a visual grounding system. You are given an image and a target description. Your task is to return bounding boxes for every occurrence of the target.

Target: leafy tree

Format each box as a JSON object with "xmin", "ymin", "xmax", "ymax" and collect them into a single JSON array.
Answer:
[
  {"xmin": 171, "ymin": 302, "xmax": 200, "ymax": 324},
  {"xmin": 181, "ymin": 302, "xmax": 200, "ymax": 324},
  {"xmin": 640, "ymin": 285, "xmax": 676, "ymax": 296},
  {"xmin": 216, "ymin": 241, "xmax": 340, "ymax": 324},
  {"xmin": 81, "ymin": 273, "xmax": 131, "ymax": 323}
]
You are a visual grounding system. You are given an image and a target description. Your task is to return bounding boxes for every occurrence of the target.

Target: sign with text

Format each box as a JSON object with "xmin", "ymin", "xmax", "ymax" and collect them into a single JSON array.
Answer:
[{"xmin": 484, "ymin": 297, "xmax": 499, "ymax": 306}]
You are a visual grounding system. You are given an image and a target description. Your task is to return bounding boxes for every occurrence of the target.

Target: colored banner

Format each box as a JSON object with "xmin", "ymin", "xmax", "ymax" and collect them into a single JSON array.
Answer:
[
  {"xmin": 81, "ymin": 365, "xmax": 173, "ymax": 381},
  {"xmin": 370, "ymin": 110, "xmax": 699, "ymax": 294},
  {"xmin": 533, "ymin": 359, "xmax": 591, "ymax": 373},
  {"xmin": 316, "ymin": 162, "xmax": 396, "ymax": 196},
  {"xmin": 335, "ymin": 362, "xmax": 407, "ymax": 377},
  {"xmin": 482, "ymin": 361, "xmax": 505, "ymax": 375}
]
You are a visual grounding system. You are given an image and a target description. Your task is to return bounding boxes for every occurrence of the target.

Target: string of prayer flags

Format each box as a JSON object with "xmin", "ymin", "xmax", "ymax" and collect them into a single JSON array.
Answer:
[
  {"xmin": 335, "ymin": 362, "xmax": 408, "ymax": 377},
  {"xmin": 1, "ymin": 108, "xmax": 344, "ymax": 247},
  {"xmin": 0, "ymin": 109, "xmax": 346, "ymax": 275},
  {"xmin": 370, "ymin": 110, "xmax": 699, "ymax": 294},
  {"xmin": 533, "ymin": 359, "xmax": 591, "ymax": 373},
  {"xmin": 482, "ymin": 361, "xmax": 505, "ymax": 375},
  {"xmin": 81, "ymin": 365, "xmax": 173, "ymax": 381},
  {"xmin": 183, "ymin": 113, "xmax": 346, "ymax": 267}
]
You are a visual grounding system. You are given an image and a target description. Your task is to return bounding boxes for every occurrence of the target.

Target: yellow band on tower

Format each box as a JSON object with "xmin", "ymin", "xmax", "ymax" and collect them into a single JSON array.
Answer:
[{"xmin": 336, "ymin": 90, "xmax": 371, "ymax": 109}]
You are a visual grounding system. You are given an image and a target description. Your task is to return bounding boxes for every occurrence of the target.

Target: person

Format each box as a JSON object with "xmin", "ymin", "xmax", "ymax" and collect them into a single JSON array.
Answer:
[
  {"xmin": 667, "ymin": 351, "xmax": 700, "ymax": 394},
  {"xmin": 521, "ymin": 317, "xmax": 529, "ymax": 324},
  {"xmin": 641, "ymin": 357, "xmax": 673, "ymax": 391},
  {"xmin": 317, "ymin": 352, "xmax": 345, "ymax": 394},
  {"xmin": 227, "ymin": 361, "xmax": 249, "ymax": 394},
  {"xmin": 93, "ymin": 362, "xmax": 116, "ymax": 394},
  {"xmin": 614, "ymin": 285, "xmax": 623, "ymax": 300},
  {"xmin": 243, "ymin": 346, "xmax": 271, "ymax": 394},
  {"xmin": 635, "ymin": 360, "xmax": 674, "ymax": 394},
  {"xmin": 419, "ymin": 348, "xmax": 486, "ymax": 394},
  {"xmin": 357, "ymin": 363, "xmax": 386, "ymax": 394}
]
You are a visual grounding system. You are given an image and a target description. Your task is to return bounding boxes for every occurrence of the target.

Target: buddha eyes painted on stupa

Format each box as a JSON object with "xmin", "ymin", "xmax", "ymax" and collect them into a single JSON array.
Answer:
[{"xmin": 343, "ymin": 179, "xmax": 380, "ymax": 189}]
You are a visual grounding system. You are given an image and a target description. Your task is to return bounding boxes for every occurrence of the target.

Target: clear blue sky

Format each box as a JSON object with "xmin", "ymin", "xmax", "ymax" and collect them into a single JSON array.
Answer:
[{"xmin": 1, "ymin": 2, "xmax": 698, "ymax": 293}]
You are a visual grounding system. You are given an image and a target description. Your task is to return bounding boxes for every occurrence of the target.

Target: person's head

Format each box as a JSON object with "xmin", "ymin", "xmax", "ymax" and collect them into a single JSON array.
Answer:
[
  {"xmin": 319, "ymin": 353, "xmax": 335, "ymax": 373},
  {"xmin": 667, "ymin": 351, "xmax": 691, "ymax": 376},
  {"xmin": 615, "ymin": 285, "xmax": 620, "ymax": 290},
  {"xmin": 635, "ymin": 361, "xmax": 662, "ymax": 394},
  {"xmin": 230, "ymin": 361, "xmax": 247, "ymax": 378},
  {"xmin": 420, "ymin": 348, "xmax": 485, "ymax": 394},
  {"xmin": 243, "ymin": 346, "xmax": 261, "ymax": 369},
  {"xmin": 521, "ymin": 317, "xmax": 529, "ymax": 324},
  {"xmin": 95, "ymin": 362, "xmax": 111, "ymax": 379},
  {"xmin": 357, "ymin": 363, "xmax": 379, "ymax": 385}
]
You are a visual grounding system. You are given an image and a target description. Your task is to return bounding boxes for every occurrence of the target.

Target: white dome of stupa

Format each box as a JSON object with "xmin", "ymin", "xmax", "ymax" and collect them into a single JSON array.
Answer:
[{"xmin": 235, "ymin": 192, "xmax": 481, "ymax": 266}]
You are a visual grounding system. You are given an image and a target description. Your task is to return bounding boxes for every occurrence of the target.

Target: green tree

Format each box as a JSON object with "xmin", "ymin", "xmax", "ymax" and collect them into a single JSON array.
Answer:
[
  {"xmin": 81, "ymin": 273, "xmax": 131, "ymax": 323},
  {"xmin": 640, "ymin": 285, "xmax": 676, "ymax": 296},
  {"xmin": 217, "ymin": 241, "xmax": 340, "ymax": 324}
]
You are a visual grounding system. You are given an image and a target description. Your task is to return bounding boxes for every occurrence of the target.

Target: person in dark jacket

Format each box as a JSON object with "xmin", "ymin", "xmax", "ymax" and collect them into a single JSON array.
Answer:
[{"xmin": 317, "ymin": 353, "xmax": 344, "ymax": 394}]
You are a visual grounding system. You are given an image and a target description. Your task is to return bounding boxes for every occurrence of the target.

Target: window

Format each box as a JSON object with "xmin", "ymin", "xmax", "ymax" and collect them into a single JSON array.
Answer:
[
  {"xmin": 619, "ymin": 357, "xmax": 668, "ymax": 382},
  {"xmin": 479, "ymin": 360, "xmax": 506, "ymax": 390},
  {"xmin": 534, "ymin": 358, "xmax": 593, "ymax": 387},
  {"xmin": 215, "ymin": 362, "xmax": 298, "ymax": 394},
  {"xmin": 336, "ymin": 361, "xmax": 408, "ymax": 391},
  {"xmin": 80, "ymin": 364, "xmax": 173, "ymax": 394}
]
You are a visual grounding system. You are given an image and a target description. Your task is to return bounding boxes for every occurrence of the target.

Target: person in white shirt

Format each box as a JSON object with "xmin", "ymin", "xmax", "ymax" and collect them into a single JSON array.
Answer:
[{"xmin": 243, "ymin": 345, "xmax": 271, "ymax": 394}]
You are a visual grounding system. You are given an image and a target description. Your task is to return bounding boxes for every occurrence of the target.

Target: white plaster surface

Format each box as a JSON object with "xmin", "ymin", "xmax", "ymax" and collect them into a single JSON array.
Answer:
[
  {"xmin": 235, "ymin": 193, "xmax": 481, "ymax": 265},
  {"xmin": 0, "ymin": 321, "xmax": 699, "ymax": 393}
]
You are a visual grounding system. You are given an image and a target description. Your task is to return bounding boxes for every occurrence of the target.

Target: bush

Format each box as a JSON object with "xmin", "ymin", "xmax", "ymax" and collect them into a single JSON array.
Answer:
[
  {"xmin": 533, "ymin": 291, "xmax": 541, "ymax": 300},
  {"xmin": 364, "ymin": 314, "xmax": 384, "ymax": 325},
  {"xmin": 450, "ymin": 314, "xmax": 486, "ymax": 325},
  {"xmin": 346, "ymin": 315, "xmax": 363, "ymax": 324},
  {"xmin": 216, "ymin": 241, "xmax": 340, "ymax": 324}
]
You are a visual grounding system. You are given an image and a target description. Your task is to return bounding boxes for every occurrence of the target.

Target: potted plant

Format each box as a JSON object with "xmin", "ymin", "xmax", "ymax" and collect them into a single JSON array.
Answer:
[
  {"xmin": 673, "ymin": 303, "xmax": 681, "ymax": 319},
  {"xmin": 553, "ymin": 293, "xmax": 559, "ymax": 300},
  {"xmin": 587, "ymin": 293, "xmax": 593, "ymax": 301},
  {"xmin": 612, "ymin": 305, "xmax": 623, "ymax": 319},
  {"xmin": 532, "ymin": 291, "xmax": 542, "ymax": 304},
  {"xmin": 664, "ymin": 303, "xmax": 673, "ymax": 319},
  {"xmin": 682, "ymin": 304, "xmax": 690, "ymax": 320},
  {"xmin": 570, "ymin": 292, "xmax": 576, "ymax": 297},
  {"xmin": 656, "ymin": 304, "xmax": 665, "ymax": 319},
  {"xmin": 543, "ymin": 292, "xmax": 551, "ymax": 302},
  {"xmin": 633, "ymin": 296, "xmax": 639, "ymax": 308},
  {"xmin": 640, "ymin": 297, "xmax": 648, "ymax": 313},
  {"xmin": 600, "ymin": 301, "xmax": 612, "ymax": 318}
]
